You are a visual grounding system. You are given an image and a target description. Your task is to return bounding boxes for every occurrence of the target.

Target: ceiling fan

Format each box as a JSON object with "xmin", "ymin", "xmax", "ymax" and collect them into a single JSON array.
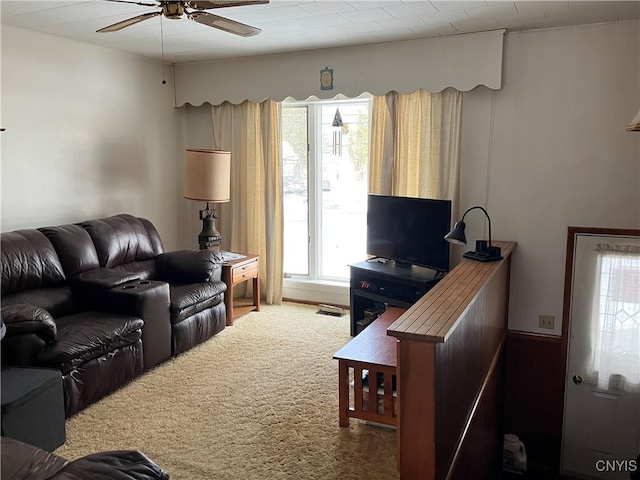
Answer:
[{"xmin": 97, "ymin": 0, "xmax": 269, "ymax": 37}]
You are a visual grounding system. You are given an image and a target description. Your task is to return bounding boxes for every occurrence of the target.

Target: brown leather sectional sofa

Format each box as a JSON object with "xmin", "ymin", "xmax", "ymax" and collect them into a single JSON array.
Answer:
[{"xmin": 1, "ymin": 214, "xmax": 227, "ymax": 417}]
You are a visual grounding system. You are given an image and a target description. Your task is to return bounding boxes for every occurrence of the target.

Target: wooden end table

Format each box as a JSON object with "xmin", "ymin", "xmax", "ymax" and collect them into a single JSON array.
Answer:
[
  {"xmin": 221, "ymin": 253, "xmax": 260, "ymax": 326},
  {"xmin": 333, "ymin": 307, "xmax": 405, "ymax": 427}
]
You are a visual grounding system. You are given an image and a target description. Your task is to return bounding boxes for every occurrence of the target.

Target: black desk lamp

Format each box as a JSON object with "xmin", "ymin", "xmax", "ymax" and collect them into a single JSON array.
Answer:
[{"xmin": 444, "ymin": 206, "xmax": 502, "ymax": 262}]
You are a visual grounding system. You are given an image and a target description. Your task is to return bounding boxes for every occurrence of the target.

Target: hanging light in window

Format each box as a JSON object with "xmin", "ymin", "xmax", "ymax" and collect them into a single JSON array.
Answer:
[
  {"xmin": 332, "ymin": 108, "xmax": 344, "ymax": 156},
  {"xmin": 332, "ymin": 108, "xmax": 343, "ymax": 128}
]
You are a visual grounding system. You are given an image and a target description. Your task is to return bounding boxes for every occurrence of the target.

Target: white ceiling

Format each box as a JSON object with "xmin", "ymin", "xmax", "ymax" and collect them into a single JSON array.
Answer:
[{"xmin": 2, "ymin": 1, "xmax": 639, "ymax": 64}]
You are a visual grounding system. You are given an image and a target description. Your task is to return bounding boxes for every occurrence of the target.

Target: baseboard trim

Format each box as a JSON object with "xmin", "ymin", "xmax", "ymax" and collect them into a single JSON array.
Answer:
[
  {"xmin": 508, "ymin": 330, "xmax": 561, "ymax": 343},
  {"xmin": 282, "ymin": 298, "xmax": 350, "ymax": 310}
]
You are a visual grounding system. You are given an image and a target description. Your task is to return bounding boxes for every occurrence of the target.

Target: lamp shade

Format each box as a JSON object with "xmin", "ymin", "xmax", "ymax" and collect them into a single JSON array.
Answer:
[
  {"xmin": 444, "ymin": 205, "xmax": 502, "ymax": 262},
  {"xmin": 184, "ymin": 149, "xmax": 231, "ymax": 202},
  {"xmin": 444, "ymin": 221, "xmax": 467, "ymax": 245}
]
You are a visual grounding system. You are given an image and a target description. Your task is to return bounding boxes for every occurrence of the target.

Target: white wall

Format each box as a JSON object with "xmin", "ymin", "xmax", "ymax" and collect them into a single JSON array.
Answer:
[
  {"xmin": 1, "ymin": 27, "xmax": 189, "ymax": 250},
  {"xmin": 461, "ymin": 22, "xmax": 639, "ymax": 334}
]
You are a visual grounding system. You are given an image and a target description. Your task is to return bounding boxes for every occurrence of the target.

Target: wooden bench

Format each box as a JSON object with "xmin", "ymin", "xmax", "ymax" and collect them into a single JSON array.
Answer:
[{"xmin": 333, "ymin": 307, "xmax": 406, "ymax": 427}]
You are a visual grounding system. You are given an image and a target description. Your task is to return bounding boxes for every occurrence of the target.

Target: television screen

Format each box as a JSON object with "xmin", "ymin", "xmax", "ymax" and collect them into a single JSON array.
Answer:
[{"xmin": 366, "ymin": 194, "xmax": 452, "ymax": 272}]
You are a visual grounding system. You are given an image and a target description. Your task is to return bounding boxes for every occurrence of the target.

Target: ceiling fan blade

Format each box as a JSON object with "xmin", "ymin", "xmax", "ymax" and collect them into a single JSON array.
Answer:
[
  {"xmin": 188, "ymin": 11, "xmax": 261, "ymax": 37},
  {"xmin": 102, "ymin": 0, "xmax": 159, "ymax": 7},
  {"xmin": 187, "ymin": 0, "xmax": 268, "ymax": 9},
  {"xmin": 97, "ymin": 11, "xmax": 161, "ymax": 33}
]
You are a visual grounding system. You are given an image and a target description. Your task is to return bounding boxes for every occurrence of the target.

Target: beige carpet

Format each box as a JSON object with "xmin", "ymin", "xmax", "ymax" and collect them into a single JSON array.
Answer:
[{"xmin": 56, "ymin": 302, "xmax": 399, "ymax": 480}]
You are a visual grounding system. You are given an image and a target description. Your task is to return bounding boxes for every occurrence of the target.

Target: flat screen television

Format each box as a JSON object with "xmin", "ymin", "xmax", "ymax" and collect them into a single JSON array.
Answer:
[{"xmin": 366, "ymin": 194, "xmax": 452, "ymax": 273}]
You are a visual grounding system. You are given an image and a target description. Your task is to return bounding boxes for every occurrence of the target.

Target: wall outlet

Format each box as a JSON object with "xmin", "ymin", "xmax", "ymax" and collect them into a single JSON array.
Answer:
[{"xmin": 539, "ymin": 314, "xmax": 555, "ymax": 330}]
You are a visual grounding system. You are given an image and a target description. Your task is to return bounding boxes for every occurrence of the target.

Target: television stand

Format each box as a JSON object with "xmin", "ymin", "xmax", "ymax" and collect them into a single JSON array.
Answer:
[{"xmin": 349, "ymin": 260, "xmax": 443, "ymax": 336}]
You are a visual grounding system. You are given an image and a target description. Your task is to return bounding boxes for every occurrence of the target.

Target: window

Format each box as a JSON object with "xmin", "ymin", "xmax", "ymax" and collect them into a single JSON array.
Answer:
[
  {"xmin": 588, "ymin": 243, "xmax": 640, "ymax": 392},
  {"xmin": 282, "ymin": 97, "xmax": 371, "ymax": 281}
]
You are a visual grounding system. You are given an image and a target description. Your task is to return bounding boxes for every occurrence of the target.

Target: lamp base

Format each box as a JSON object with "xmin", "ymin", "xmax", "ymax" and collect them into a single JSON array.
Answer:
[
  {"xmin": 463, "ymin": 245, "xmax": 502, "ymax": 262},
  {"xmin": 198, "ymin": 205, "xmax": 222, "ymax": 251}
]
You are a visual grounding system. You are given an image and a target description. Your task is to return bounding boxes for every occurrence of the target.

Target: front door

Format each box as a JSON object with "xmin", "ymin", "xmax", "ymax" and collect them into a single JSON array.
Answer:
[{"xmin": 562, "ymin": 228, "xmax": 640, "ymax": 479}]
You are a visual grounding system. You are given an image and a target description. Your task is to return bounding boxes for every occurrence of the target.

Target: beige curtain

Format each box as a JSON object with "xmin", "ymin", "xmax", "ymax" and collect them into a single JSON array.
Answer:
[
  {"xmin": 211, "ymin": 100, "xmax": 283, "ymax": 304},
  {"xmin": 369, "ymin": 88, "xmax": 462, "ymax": 217}
]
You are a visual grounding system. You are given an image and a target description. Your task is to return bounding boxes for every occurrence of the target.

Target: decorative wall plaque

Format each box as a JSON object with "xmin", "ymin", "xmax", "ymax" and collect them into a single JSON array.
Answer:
[{"xmin": 320, "ymin": 67, "xmax": 333, "ymax": 90}]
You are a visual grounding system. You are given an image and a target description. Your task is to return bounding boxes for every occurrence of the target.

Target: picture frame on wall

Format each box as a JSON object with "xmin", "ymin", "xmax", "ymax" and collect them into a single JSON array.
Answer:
[{"xmin": 320, "ymin": 67, "xmax": 333, "ymax": 90}]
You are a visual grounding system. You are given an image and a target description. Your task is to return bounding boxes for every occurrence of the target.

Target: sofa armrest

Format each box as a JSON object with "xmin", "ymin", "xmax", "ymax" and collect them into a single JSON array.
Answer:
[
  {"xmin": 100, "ymin": 281, "xmax": 172, "ymax": 370},
  {"xmin": 1, "ymin": 305, "xmax": 55, "ymax": 366},
  {"xmin": 75, "ymin": 269, "xmax": 141, "ymax": 289},
  {"xmin": 156, "ymin": 250, "xmax": 222, "ymax": 283},
  {"xmin": 1, "ymin": 436, "xmax": 69, "ymax": 480},
  {"xmin": 56, "ymin": 450, "xmax": 170, "ymax": 480},
  {"xmin": 1, "ymin": 436, "xmax": 169, "ymax": 480},
  {"xmin": 71, "ymin": 269, "xmax": 143, "ymax": 311},
  {"xmin": 1, "ymin": 304, "xmax": 56, "ymax": 343}
]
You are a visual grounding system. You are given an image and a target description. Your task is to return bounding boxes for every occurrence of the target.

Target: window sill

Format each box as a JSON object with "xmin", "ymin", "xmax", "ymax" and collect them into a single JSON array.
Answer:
[{"xmin": 283, "ymin": 277, "xmax": 349, "ymax": 307}]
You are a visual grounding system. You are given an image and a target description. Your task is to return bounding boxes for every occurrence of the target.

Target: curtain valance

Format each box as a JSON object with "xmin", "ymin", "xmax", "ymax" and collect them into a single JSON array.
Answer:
[{"xmin": 174, "ymin": 29, "xmax": 505, "ymax": 107}]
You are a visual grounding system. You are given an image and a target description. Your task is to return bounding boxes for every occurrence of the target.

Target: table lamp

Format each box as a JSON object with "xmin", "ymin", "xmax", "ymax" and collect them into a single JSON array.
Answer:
[
  {"xmin": 184, "ymin": 149, "xmax": 231, "ymax": 250},
  {"xmin": 444, "ymin": 205, "xmax": 502, "ymax": 262}
]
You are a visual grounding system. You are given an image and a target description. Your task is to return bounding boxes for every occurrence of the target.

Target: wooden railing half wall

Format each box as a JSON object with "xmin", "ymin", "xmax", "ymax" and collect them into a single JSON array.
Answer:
[{"xmin": 387, "ymin": 241, "xmax": 516, "ymax": 479}]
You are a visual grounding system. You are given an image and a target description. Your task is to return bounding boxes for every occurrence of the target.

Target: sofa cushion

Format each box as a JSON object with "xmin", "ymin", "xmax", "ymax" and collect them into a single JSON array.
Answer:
[
  {"xmin": 169, "ymin": 282, "xmax": 225, "ymax": 324},
  {"xmin": 1, "ymin": 230, "xmax": 66, "ymax": 296},
  {"xmin": 2, "ymin": 286, "xmax": 78, "ymax": 318},
  {"xmin": 79, "ymin": 215, "xmax": 161, "ymax": 269},
  {"xmin": 37, "ymin": 312, "xmax": 144, "ymax": 374},
  {"xmin": 137, "ymin": 217, "xmax": 165, "ymax": 257},
  {"xmin": 39, "ymin": 224, "xmax": 101, "ymax": 278}
]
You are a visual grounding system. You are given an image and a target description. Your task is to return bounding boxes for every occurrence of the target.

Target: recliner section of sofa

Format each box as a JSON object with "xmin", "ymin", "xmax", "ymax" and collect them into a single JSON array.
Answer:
[
  {"xmin": 1, "ymin": 214, "xmax": 227, "ymax": 418},
  {"xmin": 77, "ymin": 214, "xmax": 227, "ymax": 356},
  {"xmin": 1, "ymin": 229, "xmax": 145, "ymax": 417},
  {"xmin": 40, "ymin": 223, "xmax": 173, "ymax": 370}
]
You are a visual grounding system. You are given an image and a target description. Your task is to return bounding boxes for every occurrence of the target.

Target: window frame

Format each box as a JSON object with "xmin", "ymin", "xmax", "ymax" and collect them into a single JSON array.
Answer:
[{"xmin": 282, "ymin": 96, "xmax": 372, "ymax": 283}]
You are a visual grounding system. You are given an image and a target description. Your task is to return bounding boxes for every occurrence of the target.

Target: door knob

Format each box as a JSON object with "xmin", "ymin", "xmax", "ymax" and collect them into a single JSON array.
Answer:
[{"xmin": 572, "ymin": 375, "xmax": 583, "ymax": 385}]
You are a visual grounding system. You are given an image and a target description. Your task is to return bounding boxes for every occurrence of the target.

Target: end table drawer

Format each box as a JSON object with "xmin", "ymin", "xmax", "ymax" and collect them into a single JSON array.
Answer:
[{"xmin": 232, "ymin": 262, "xmax": 258, "ymax": 283}]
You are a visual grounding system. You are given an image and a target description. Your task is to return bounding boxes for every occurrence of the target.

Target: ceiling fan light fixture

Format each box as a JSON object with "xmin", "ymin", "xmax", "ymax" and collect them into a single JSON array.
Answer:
[
  {"xmin": 96, "ymin": 0, "xmax": 267, "ymax": 35},
  {"xmin": 163, "ymin": 2, "xmax": 185, "ymax": 19}
]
